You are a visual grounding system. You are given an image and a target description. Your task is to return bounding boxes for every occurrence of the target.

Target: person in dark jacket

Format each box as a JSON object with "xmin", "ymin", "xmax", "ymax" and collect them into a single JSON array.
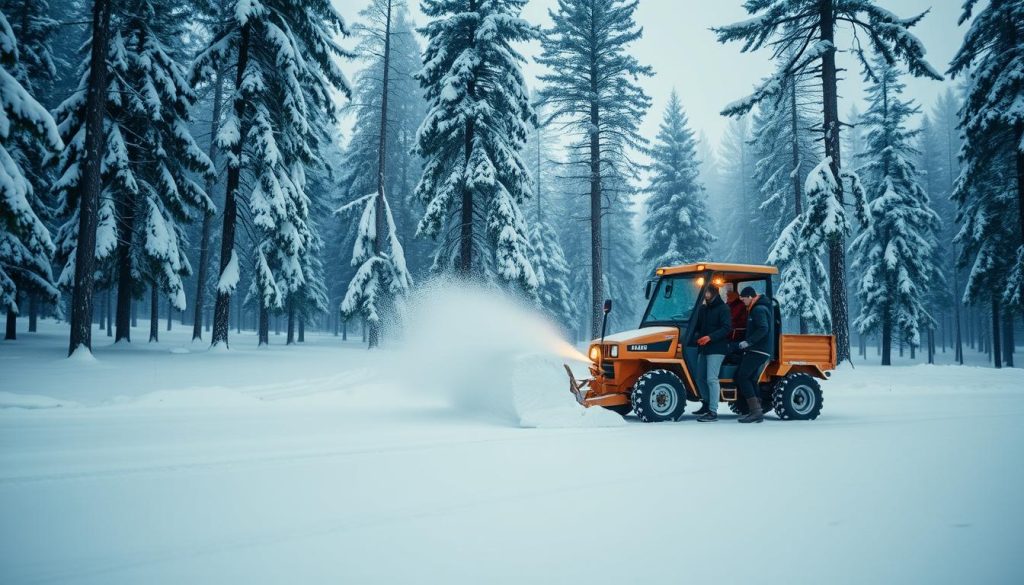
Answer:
[
  {"xmin": 726, "ymin": 289, "xmax": 747, "ymax": 341},
  {"xmin": 734, "ymin": 286, "xmax": 774, "ymax": 423},
  {"xmin": 693, "ymin": 284, "xmax": 731, "ymax": 422}
]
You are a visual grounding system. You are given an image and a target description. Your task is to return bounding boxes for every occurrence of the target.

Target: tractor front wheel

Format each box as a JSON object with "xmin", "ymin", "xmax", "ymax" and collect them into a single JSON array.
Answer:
[
  {"xmin": 772, "ymin": 373, "xmax": 823, "ymax": 420},
  {"xmin": 631, "ymin": 369, "xmax": 687, "ymax": 422}
]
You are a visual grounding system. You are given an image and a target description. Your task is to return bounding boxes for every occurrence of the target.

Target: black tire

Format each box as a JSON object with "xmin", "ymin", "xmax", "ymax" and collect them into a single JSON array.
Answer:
[
  {"xmin": 602, "ymin": 404, "xmax": 633, "ymax": 417},
  {"xmin": 772, "ymin": 373, "xmax": 823, "ymax": 420},
  {"xmin": 631, "ymin": 369, "xmax": 687, "ymax": 422}
]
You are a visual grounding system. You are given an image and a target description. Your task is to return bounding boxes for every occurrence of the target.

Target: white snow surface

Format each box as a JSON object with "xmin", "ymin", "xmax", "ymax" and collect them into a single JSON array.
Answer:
[{"xmin": 1, "ymin": 310, "xmax": 1023, "ymax": 583}]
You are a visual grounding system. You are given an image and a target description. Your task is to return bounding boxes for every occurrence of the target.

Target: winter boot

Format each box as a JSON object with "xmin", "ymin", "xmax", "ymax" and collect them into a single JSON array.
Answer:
[
  {"xmin": 693, "ymin": 402, "xmax": 710, "ymax": 417},
  {"xmin": 737, "ymin": 397, "xmax": 763, "ymax": 424},
  {"xmin": 697, "ymin": 410, "xmax": 718, "ymax": 422}
]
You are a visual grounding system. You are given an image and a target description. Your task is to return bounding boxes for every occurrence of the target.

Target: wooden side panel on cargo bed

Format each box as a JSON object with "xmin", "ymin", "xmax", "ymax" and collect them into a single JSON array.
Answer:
[{"xmin": 768, "ymin": 334, "xmax": 837, "ymax": 379}]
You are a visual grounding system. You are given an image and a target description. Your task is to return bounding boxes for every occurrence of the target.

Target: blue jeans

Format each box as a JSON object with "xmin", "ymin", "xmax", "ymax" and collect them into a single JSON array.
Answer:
[{"xmin": 698, "ymin": 353, "xmax": 725, "ymax": 412}]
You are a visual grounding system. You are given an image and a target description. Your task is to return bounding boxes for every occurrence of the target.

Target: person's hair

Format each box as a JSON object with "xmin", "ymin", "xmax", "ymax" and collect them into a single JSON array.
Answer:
[{"xmin": 740, "ymin": 286, "xmax": 758, "ymax": 298}]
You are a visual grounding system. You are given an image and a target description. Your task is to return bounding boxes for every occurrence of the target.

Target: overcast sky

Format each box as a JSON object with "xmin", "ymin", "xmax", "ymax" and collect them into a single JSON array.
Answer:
[{"xmin": 332, "ymin": 0, "xmax": 967, "ymax": 151}]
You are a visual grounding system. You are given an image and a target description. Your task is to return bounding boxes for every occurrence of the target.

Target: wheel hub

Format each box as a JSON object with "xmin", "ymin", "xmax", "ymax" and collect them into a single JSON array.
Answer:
[
  {"xmin": 650, "ymin": 383, "xmax": 677, "ymax": 415},
  {"xmin": 791, "ymin": 385, "xmax": 815, "ymax": 415}
]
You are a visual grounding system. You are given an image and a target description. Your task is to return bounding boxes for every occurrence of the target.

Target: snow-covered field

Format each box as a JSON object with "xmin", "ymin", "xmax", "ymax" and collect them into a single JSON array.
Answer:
[{"xmin": 2, "ymin": 309, "xmax": 1023, "ymax": 584}]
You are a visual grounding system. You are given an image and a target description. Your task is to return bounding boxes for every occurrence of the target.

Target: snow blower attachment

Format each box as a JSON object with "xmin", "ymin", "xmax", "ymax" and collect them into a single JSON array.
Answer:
[{"xmin": 564, "ymin": 262, "xmax": 837, "ymax": 422}]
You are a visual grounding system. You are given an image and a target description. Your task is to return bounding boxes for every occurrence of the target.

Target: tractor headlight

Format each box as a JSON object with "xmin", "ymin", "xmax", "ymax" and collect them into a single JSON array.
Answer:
[
  {"xmin": 589, "ymin": 345, "xmax": 601, "ymax": 362},
  {"xmin": 610, "ymin": 345, "xmax": 619, "ymax": 358}
]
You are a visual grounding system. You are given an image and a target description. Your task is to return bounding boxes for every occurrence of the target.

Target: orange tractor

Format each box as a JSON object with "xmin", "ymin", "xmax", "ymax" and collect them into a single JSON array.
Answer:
[{"xmin": 565, "ymin": 263, "xmax": 836, "ymax": 422}]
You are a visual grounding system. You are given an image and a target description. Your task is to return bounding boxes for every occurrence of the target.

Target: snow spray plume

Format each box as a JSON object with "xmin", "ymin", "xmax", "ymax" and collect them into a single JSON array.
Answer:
[{"xmin": 397, "ymin": 278, "xmax": 596, "ymax": 425}]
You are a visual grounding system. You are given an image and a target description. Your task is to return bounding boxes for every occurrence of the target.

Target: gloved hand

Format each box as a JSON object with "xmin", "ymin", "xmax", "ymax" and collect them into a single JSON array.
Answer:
[
  {"xmin": 738, "ymin": 341, "xmax": 750, "ymax": 350},
  {"xmin": 697, "ymin": 336, "xmax": 711, "ymax": 346}
]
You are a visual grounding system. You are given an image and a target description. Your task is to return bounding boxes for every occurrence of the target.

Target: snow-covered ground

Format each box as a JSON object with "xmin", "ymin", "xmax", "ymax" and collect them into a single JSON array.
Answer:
[{"xmin": 2, "ymin": 309, "xmax": 1023, "ymax": 584}]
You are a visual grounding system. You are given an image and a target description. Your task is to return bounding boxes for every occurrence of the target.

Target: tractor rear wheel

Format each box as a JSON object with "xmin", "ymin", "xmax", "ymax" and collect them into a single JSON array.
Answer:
[
  {"xmin": 772, "ymin": 373, "xmax": 823, "ymax": 420},
  {"xmin": 631, "ymin": 369, "xmax": 687, "ymax": 422}
]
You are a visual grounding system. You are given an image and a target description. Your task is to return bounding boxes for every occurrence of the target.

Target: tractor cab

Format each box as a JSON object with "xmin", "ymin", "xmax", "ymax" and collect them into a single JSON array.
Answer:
[{"xmin": 565, "ymin": 262, "xmax": 835, "ymax": 422}]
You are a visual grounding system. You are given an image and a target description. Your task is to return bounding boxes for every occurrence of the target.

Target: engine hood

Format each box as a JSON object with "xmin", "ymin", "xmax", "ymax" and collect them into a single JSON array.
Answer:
[{"xmin": 596, "ymin": 326, "xmax": 677, "ymax": 344}]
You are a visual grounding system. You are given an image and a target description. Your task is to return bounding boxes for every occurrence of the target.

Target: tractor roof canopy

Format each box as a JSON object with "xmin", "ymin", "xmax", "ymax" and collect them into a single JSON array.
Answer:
[{"xmin": 655, "ymin": 262, "xmax": 779, "ymax": 281}]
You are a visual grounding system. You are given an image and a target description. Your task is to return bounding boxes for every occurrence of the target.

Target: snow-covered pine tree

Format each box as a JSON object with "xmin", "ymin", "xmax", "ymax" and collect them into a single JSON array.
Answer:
[
  {"xmin": 751, "ymin": 56, "xmax": 829, "ymax": 333},
  {"xmin": 537, "ymin": 0, "xmax": 652, "ymax": 338},
  {"xmin": 336, "ymin": 0, "xmax": 420, "ymax": 348},
  {"xmin": 191, "ymin": 0, "xmax": 351, "ymax": 348},
  {"xmin": 713, "ymin": 116, "xmax": 757, "ymax": 262},
  {"xmin": 526, "ymin": 115, "xmax": 576, "ymax": 334},
  {"xmin": 339, "ymin": 2, "xmax": 429, "ymax": 280},
  {"xmin": 414, "ymin": 0, "xmax": 537, "ymax": 295},
  {"xmin": 602, "ymin": 171, "xmax": 642, "ymax": 333},
  {"xmin": 54, "ymin": 0, "xmax": 113, "ymax": 356},
  {"xmin": 714, "ymin": 0, "xmax": 944, "ymax": 362},
  {"xmin": 642, "ymin": 90, "xmax": 713, "ymax": 274},
  {"xmin": 849, "ymin": 58, "xmax": 942, "ymax": 366},
  {"xmin": 54, "ymin": 0, "xmax": 215, "ymax": 344},
  {"xmin": 0, "ymin": 9, "xmax": 62, "ymax": 340},
  {"xmin": 918, "ymin": 90, "xmax": 965, "ymax": 363},
  {"xmin": 948, "ymin": 0, "xmax": 1024, "ymax": 368},
  {"xmin": 337, "ymin": 188, "xmax": 412, "ymax": 347}
]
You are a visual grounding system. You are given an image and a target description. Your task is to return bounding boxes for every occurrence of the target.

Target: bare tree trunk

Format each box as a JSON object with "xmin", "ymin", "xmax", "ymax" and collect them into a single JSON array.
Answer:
[
  {"xmin": 992, "ymin": 297, "xmax": 1002, "ymax": 368},
  {"xmin": 789, "ymin": 77, "xmax": 809, "ymax": 334},
  {"xmin": 149, "ymin": 284, "xmax": 159, "ymax": 342},
  {"xmin": 211, "ymin": 23, "xmax": 252, "ymax": 348},
  {"xmin": 881, "ymin": 308, "xmax": 891, "ymax": 366},
  {"xmin": 193, "ymin": 66, "xmax": 225, "ymax": 342},
  {"xmin": 286, "ymin": 299, "xmax": 296, "ymax": 345},
  {"xmin": 369, "ymin": 0, "xmax": 393, "ymax": 349},
  {"xmin": 1003, "ymin": 313, "xmax": 1014, "ymax": 367},
  {"xmin": 818, "ymin": 0, "xmax": 850, "ymax": 363},
  {"xmin": 68, "ymin": 0, "xmax": 112, "ymax": 356},
  {"xmin": 29, "ymin": 293, "xmax": 38, "ymax": 332},
  {"xmin": 258, "ymin": 305, "xmax": 269, "ymax": 346}
]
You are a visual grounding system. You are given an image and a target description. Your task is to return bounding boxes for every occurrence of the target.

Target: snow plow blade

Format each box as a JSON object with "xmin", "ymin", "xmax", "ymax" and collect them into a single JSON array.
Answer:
[{"xmin": 564, "ymin": 364, "xmax": 589, "ymax": 406}]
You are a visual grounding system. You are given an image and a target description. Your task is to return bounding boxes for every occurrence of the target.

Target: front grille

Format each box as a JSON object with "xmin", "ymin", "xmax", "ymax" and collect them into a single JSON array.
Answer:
[{"xmin": 601, "ymin": 362, "xmax": 615, "ymax": 380}]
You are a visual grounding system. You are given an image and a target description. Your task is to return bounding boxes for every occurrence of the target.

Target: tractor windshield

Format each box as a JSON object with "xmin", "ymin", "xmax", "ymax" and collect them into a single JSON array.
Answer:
[{"xmin": 641, "ymin": 274, "xmax": 702, "ymax": 326}]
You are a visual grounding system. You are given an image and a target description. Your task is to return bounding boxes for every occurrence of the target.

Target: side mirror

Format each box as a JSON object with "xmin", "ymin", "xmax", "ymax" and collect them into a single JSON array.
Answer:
[
  {"xmin": 603, "ymin": 299, "xmax": 613, "ymax": 314},
  {"xmin": 644, "ymin": 281, "xmax": 653, "ymax": 299}
]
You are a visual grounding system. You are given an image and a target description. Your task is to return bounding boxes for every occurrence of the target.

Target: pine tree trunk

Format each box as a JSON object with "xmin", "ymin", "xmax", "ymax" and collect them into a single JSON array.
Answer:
[
  {"xmin": 787, "ymin": 78, "xmax": 809, "ymax": 334},
  {"xmin": 28, "ymin": 293, "xmax": 37, "ymax": 332},
  {"xmin": 818, "ymin": 0, "xmax": 850, "ymax": 363},
  {"xmin": 104, "ymin": 288, "xmax": 111, "ymax": 336},
  {"xmin": 211, "ymin": 23, "xmax": 252, "ymax": 349},
  {"xmin": 193, "ymin": 66, "xmax": 225, "ymax": 342},
  {"xmin": 460, "ymin": 106, "xmax": 475, "ymax": 276},
  {"xmin": 236, "ymin": 294, "xmax": 241, "ymax": 334},
  {"xmin": 342, "ymin": 317, "xmax": 347, "ymax": 341},
  {"xmin": 5, "ymin": 309, "xmax": 15, "ymax": 340},
  {"xmin": 992, "ymin": 297, "xmax": 1002, "ymax": 368},
  {"xmin": 258, "ymin": 305, "xmax": 269, "ymax": 346},
  {"xmin": 166, "ymin": 298, "xmax": 172, "ymax": 331},
  {"xmin": 589, "ymin": 106, "xmax": 603, "ymax": 340},
  {"xmin": 881, "ymin": 309, "xmax": 892, "ymax": 366},
  {"xmin": 298, "ymin": 316, "xmax": 305, "ymax": 343},
  {"xmin": 927, "ymin": 327, "xmax": 935, "ymax": 364},
  {"xmin": 68, "ymin": 0, "xmax": 112, "ymax": 356},
  {"xmin": 113, "ymin": 200, "xmax": 136, "ymax": 343},
  {"xmin": 1016, "ymin": 123, "xmax": 1024, "ymax": 305},
  {"xmin": 286, "ymin": 300, "xmax": 296, "ymax": 345},
  {"xmin": 368, "ymin": 0, "xmax": 393, "ymax": 349},
  {"xmin": 149, "ymin": 284, "xmax": 159, "ymax": 342},
  {"xmin": 1003, "ymin": 313, "xmax": 1014, "ymax": 367}
]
